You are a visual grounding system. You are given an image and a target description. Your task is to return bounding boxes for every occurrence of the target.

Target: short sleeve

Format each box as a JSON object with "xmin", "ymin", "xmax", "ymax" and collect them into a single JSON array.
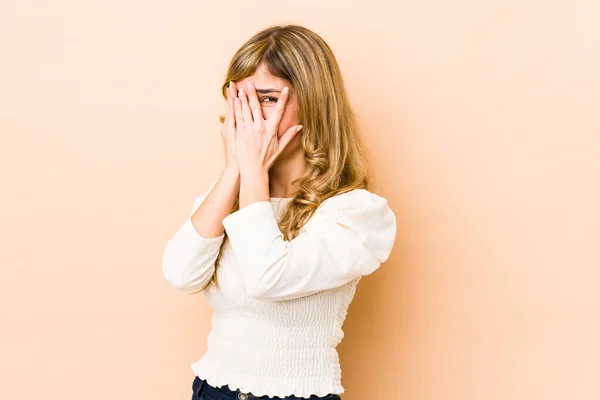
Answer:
[
  {"xmin": 221, "ymin": 188, "xmax": 397, "ymax": 301},
  {"xmin": 161, "ymin": 179, "xmax": 224, "ymax": 291}
]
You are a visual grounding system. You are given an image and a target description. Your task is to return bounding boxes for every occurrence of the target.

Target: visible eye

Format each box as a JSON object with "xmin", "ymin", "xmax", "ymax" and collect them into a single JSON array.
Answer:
[{"xmin": 260, "ymin": 96, "xmax": 278, "ymax": 106}]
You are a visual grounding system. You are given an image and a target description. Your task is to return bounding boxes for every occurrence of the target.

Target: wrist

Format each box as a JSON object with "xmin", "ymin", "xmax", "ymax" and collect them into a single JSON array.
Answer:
[
  {"xmin": 239, "ymin": 168, "xmax": 270, "ymax": 207},
  {"xmin": 239, "ymin": 164, "xmax": 268, "ymax": 180},
  {"xmin": 223, "ymin": 161, "xmax": 239, "ymax": 174},
  {"xmin": 221, "ymin": 165, "xmax": 240, "ymax": 185}
]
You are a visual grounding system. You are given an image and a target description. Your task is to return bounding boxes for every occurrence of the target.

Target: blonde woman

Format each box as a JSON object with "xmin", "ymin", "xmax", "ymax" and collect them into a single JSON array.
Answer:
[{"xmin": 162, "ymin": 24, "xmax": 397, "ymax": 400}]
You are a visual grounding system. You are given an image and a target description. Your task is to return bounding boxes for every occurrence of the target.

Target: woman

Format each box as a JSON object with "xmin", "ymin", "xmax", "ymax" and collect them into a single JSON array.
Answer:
[{"xmin": 162, "ymin": 24, "xmax": 397, "ymax": 400}]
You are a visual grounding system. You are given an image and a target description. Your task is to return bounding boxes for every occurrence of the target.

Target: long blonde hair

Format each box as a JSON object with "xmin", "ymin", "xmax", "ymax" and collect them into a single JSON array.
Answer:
[{"xmin": 190, "ymin": 24, "xmax": 374, "ymax": 295}]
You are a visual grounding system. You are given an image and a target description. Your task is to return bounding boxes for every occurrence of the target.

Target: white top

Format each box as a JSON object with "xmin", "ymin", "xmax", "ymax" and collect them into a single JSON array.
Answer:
[{"xmin": 162, "ymin": 179, "xmax": 397, "ymax": 398}]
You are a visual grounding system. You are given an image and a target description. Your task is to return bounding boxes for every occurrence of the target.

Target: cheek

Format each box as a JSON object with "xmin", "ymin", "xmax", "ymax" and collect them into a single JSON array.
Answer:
[
  {"xmin": 276, "ymin": 112, "xmax": 297, "ymax": 136},
  {"xmin": 279, "ymin": 106, "xmax": 300, "ymax": 131}
]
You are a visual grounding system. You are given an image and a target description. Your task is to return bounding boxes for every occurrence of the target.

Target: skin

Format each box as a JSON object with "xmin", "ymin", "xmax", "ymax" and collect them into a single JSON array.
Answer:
[
  {"xmin": 188, "ymin": 64, "xmax": 306, "ymax": 241},
  {"xmin": 224, "ymin": 64, "xmax": 307, "ymax": 206}
]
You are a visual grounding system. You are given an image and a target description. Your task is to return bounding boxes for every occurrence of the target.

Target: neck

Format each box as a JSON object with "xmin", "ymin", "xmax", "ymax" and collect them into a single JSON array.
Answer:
[{"xmin": 269, "ymin": 149, "xmax": 306, "ymax": 198}]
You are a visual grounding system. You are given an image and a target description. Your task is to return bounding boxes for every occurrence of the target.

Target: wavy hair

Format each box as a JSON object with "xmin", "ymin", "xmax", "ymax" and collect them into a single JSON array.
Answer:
[{"xmin": 190, "ymin": 24, "xmax": 374, "ymax": 295}]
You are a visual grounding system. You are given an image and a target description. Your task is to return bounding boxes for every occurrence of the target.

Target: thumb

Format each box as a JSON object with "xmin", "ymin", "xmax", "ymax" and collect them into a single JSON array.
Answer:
[{"xmin": 278, "ymin": 125, "xmax": 303, "ymax": 153}]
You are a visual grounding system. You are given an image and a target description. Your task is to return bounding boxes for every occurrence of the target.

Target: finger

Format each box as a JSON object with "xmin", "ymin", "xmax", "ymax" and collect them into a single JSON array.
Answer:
[
  {"xmin": 273, "ymin": 86, "xmax": 290, "ymax": 126},
  {"xmin": 229, "ymin": 81, "xmax": 238, "ymax": 99},
  {"xmin": 233, "ymin": 97, "xmax": 245, "ymax": 131},
  {"xmin": 245, "ymin": 81, "xmax": 263, "ymax": 123},
  {"xmin": 226, "ymin": 82, "xmax": 235, "ymax": 133},
  {"xmin": 238, "ymin": 88, "xmax": 254, "ymax": 126},
  {"xmin": 278, "ymin": 124, "xmax": 303, "ymax": 153},
  {"xmin": 223, "ymin": 82, "xmax": 230, "ymax": 124}
]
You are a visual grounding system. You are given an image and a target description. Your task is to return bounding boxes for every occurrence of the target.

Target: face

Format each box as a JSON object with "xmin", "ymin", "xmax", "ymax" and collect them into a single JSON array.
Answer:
[{"xmin": 235, "ymin": 64, "xmax": 300, "ymax": 142}]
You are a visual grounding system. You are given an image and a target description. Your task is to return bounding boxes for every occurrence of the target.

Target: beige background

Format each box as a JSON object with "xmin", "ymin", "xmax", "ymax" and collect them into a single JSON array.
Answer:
[{"xmin": 1, "ymin": 1, "xmax": 599, "ymax": 399}]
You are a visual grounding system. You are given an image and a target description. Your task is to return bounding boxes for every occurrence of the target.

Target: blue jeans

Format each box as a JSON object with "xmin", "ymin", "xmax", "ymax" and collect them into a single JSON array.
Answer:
[{"xmin": 191, "ymin": 375, "xmax": 342, "ymax": 400}]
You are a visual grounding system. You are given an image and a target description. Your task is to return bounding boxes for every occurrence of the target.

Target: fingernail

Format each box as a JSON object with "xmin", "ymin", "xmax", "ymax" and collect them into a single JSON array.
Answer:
[
  {"xmin": 238, "ymin": 88, "xmax": 243, "ymax": 97},
  {"xmin": 246, "ymin": 81, "xmax": 252, "ymax": 87},
  {"xmin": 297, "ymin": 125, "xmax": 303, "ymax": 132},
  {"xmin": 283, "ymin": 87, "xmax": 289, "ymax": 93}
]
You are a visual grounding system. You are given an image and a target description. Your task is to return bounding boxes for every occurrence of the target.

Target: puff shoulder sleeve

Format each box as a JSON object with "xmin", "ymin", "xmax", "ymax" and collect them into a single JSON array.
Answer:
[
  {"xmin": 161, "ymin": 179, "xmax": 224, "ymax": 291},
  {"xmin": 221, "ymin": 189, "xmax": 397, "ymax": 301}
]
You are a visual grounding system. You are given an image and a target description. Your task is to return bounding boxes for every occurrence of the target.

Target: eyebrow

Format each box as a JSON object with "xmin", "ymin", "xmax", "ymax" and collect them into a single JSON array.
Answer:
[{"xmin": 255, "ymin": 88, "xmax": 281, "ymax": 94}]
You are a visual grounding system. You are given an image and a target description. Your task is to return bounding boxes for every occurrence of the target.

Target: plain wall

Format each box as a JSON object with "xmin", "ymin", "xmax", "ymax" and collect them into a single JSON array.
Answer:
[{"xmin": 1, "ymin": 1, "xmax": 599, "ymax": 399}]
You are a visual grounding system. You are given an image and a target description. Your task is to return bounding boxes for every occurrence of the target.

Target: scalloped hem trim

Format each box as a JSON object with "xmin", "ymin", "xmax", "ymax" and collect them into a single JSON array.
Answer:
[{"xmin": 191, "ymin": 359, "xmax": 345, "ymax": 399}]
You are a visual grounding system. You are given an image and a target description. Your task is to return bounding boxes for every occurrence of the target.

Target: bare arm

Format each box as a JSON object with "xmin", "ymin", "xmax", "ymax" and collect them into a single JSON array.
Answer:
[
  {"xmin": 191, "ymin": 81, "xmax": 241, "ymax": 238},
  {"xmin": 161, "ymin": 82, "xmax": 241, "ymax": 291},
  {"xmin": 190, "ymin": 166, "xmax": 240, "ymax": 238}
]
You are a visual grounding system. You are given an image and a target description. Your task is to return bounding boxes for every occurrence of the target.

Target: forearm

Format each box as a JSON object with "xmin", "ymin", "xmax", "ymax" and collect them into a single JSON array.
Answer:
[
  {"xmin": 239, "ymin": 167, "xmax": 270, "ymax": 209},
  {"xmin": 190, "ymin": 166, "xmax": 240, "ymax": 238}
]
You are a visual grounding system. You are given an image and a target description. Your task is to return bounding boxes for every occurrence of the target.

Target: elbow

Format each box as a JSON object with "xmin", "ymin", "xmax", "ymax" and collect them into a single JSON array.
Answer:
[
  {"xmin": 160, "ymin": 217, "xmax": 224, "ymax": 292},
  {"xmin": 242, "ymin": 265, "xmax": 292, "ymax": 301},
  {"xmin": 243, "ymin": 277, "xmax": 313, "ymax": 302},
  {"xmin": 162, "ymin": 266, "xmax": 187, "ymax": 291},
  {"xmin": 241, "ymin": 271, "xmax": 269, "ymax": 299},
  {"xmin": 245, "ymin": 283, "xmax": 271, "ymax": 300},
  {"xmin": 238, "ymin": 255, "xmax": 286, "ymax": 300},
  {"xmin": 161, "ymin": 257, "xmax": 190, "ymax": 291},
  {"xmin": 242, "ymin": 270, "xmax": 280, "ymax": 300},
  {"xmin": 239, "ymin": 249, "xmax": 295, "ymax": 301},
  {"xmin": 161, "ymin": 248, "xmax": 212, "ymax": 292},
  {"xmin": 162, "ymin": 262, "xmax": 211, "ymax": 292}
]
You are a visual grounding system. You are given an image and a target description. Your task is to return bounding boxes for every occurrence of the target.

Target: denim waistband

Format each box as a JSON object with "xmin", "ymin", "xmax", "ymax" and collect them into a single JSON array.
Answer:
[{"xmin": 192, "ymin": 375, "xmax": 341, "ymax": 400}]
